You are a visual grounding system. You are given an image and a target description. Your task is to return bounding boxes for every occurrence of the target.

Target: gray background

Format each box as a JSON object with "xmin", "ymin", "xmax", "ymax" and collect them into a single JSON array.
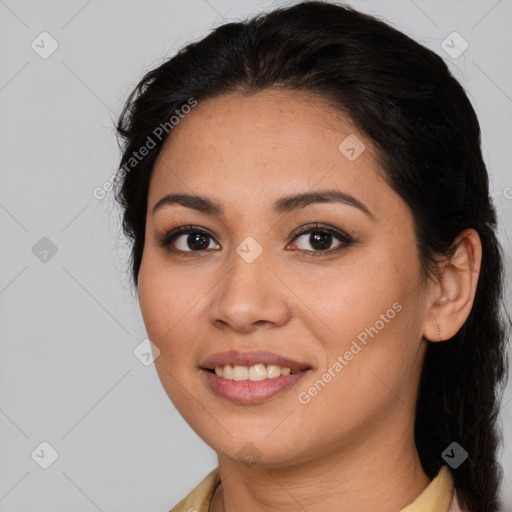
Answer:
[{"xmin": 0, "ymin": 0, "xmax": 511, "ymax": 510}]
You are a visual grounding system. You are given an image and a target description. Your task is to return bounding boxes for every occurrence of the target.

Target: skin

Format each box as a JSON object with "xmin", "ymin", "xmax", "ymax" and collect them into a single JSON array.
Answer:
[{"xmin": 137, "ymin": 89, "xmax": 482, "ymax": 512}]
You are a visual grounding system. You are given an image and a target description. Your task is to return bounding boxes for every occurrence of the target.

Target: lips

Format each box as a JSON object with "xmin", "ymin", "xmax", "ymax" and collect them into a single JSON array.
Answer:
[
  {"xmin": 200, "ymin": 350, "xmax": 311, "ymax": 373},
  {"xmin": 199, "ymin": 350, "xmax": 313, "ymax": 404}
]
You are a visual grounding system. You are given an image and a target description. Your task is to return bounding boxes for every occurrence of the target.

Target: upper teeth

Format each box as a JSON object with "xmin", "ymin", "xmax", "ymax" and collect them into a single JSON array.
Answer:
[{"xmin": 214, "ymin": 364, "xmax": 293, "ymax": 381}]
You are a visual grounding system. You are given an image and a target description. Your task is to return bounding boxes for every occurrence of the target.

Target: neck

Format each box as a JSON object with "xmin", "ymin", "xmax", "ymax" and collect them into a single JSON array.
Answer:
[{"xmin": 210, "ymin": 413, "xmax": 430, "ymax": 512}]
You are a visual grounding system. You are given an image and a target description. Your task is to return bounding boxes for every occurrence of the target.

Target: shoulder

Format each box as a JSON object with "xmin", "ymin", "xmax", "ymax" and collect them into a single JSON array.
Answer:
[{"xmin": 169, "ymin": 467, "xmax": 221, "ymax": 512}]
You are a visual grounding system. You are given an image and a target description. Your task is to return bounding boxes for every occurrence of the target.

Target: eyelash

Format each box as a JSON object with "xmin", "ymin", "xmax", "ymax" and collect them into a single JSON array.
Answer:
[{"xmin": 156, "ymin": 222, "xmax": 356, "ymax": 258}]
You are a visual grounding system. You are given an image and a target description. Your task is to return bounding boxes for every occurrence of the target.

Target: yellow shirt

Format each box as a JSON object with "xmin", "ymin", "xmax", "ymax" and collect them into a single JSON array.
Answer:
[{"xmin": 169, "ymin": 465, "xmax": 464, "ymax": 512}]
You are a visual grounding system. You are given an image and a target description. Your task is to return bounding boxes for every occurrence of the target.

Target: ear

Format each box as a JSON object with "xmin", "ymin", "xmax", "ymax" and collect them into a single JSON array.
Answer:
[{"xmin": 423, "ymin": 228, "xmax": 482, "ymax": 342}]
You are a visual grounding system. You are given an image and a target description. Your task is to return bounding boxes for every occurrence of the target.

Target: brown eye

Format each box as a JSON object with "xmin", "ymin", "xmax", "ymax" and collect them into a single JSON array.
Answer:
[
  {"xmin": 290, "ymin": 224, "xmax": 355, "ymax": 256},
  {"xmin": 303, "ymin": 231, "xmax": 335, "ymax": 251},
  {"xmin": 179, "ymin": 232, "xmax": 212, "ymax": 251},
  {"xmin": 157, "ymin": 226, "xmax": 220, "ymax": 254}
]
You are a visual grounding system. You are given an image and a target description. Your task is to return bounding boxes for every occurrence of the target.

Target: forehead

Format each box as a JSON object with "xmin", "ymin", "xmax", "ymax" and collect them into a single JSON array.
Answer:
[{"xmin": 149, "ymin": 89, "xmax": 390, "ymax": 214}]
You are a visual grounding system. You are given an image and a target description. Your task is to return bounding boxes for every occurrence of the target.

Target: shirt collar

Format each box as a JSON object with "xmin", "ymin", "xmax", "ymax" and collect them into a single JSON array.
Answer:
[{"xmin": 400, "ymin": 465, "xmax": 454, "ymax": 512}]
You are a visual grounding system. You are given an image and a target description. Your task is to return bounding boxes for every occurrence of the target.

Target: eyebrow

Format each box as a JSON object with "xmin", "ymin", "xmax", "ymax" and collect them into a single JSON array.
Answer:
[{"xmin": 151, "ymin": 189, "xmax": 373, "ymax": 219}]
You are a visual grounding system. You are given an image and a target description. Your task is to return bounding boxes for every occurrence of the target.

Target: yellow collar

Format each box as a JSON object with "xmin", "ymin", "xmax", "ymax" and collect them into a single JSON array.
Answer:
[{"xmin": 400, "ymin": 465, "xmax": 455, "ymax": 511}]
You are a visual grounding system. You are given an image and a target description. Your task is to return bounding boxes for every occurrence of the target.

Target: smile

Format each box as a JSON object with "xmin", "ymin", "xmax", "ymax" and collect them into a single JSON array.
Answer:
[
  {"xmin": 212, "ymin": 363, "xmax": 296, "ymax": 381},
  {"xmin": 200, "ymin": 350, "xmax": 312, "ymax": 404}
]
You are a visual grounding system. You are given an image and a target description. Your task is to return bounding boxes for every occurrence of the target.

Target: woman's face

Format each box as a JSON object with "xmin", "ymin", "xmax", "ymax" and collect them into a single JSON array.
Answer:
[{"xmin": 138, "ymin": 89, "xmax": 433, "ymax": 467}]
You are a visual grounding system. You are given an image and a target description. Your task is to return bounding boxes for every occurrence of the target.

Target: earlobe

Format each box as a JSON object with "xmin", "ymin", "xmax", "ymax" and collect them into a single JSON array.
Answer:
[{"xmin": 423, "ymin": 228, "xmax": 482, "ymax": 343}]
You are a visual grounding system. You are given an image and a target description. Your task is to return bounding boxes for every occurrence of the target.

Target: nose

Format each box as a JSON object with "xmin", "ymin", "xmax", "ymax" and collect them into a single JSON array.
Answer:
[{"xmin": 207, "ymin": 247, "xmax": 293, "ymax": 333}]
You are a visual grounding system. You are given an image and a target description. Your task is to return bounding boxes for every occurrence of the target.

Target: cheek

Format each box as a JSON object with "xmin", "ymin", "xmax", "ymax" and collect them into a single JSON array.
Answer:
[
  {"xmin": 137, "ymin": 258, "xmax": 192, "ymax": 377},
  {"xmin": 137, "ymin": 252, "xmax": 215, "ymax": 397},
  {"xmin": 299, "ymin": 243, "xmax": 424, "ymax": 386},
  {"xmin": 137, "ymin": 256, "xmax": 206, "ymax": 414},
  {"xmin": 303, "ymin": 258, "xmax": 408, "ymax": 347},
  {"xmin": 137, "ymin": 257, "xmax": 170, "ymax": 342},
  {"xmin": 137, "ymin": 252, "xmax": 200, "ymax": 342}
]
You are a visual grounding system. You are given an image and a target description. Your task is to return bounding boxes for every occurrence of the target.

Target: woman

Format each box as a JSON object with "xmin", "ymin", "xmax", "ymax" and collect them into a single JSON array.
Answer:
[{"xmin": 114, "ymin": 2, "xmax": 510, "ymax": 511}]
